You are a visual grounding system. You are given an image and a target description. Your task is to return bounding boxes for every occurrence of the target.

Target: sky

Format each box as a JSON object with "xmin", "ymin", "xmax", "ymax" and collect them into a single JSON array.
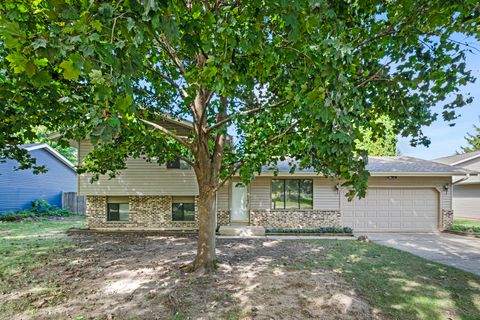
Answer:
[{"xmin": 397, "ymin": 36, "xmax": 480, "ymax": 160}]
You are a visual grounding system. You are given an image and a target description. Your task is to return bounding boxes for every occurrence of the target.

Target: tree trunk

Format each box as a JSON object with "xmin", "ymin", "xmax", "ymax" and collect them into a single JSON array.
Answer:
[{"xmin": 192, "ymin": 188, "xmax": 216, "ymax": 273}]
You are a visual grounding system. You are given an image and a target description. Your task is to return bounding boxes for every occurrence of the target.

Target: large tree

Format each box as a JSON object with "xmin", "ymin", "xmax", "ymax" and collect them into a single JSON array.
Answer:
[{"xmin": 1, "ymin": 0, "xmax": 478, "ymax": 272}]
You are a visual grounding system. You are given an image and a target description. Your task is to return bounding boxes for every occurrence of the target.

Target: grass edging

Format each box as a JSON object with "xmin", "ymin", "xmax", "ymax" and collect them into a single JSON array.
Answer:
[
  {"xmin": 443, "ymin": 229, "xmax": 480, "ymax": 238},
  {"xmin": 266, "ymin": 232, "xmax": 353, "ymax": 236},
  {"xmin": 265, "ymin": 227, "xmax": 353, "ymax": 235}
]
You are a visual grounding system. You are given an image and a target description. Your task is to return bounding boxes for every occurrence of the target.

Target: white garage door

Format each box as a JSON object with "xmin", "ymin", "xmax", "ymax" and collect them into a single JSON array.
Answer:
[{"xmin": 341, "ymin": 188, "xmax": 439, "ymax": 232}]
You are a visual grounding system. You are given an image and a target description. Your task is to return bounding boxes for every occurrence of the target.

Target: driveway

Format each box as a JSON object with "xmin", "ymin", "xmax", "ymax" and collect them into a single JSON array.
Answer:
[{"xmin": 366, "ymin": 233, "xmax": 480, "ymax": 276}]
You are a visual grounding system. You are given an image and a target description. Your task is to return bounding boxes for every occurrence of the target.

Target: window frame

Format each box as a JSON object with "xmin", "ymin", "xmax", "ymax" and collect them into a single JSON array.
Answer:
[
  {"xmin": 271, "ymin": 179, "xmax": 313, "ymax": 210},
  {"xmin": 166, "ymin": 157, "xmax": 190, "ymax": 169},
  {"xmin": 106, "ymin": 202, "xmax": 130, "ymax": 222},
  {"xmin": 171, "ymin": 196, "xmax": 196, "ymax": 222}
]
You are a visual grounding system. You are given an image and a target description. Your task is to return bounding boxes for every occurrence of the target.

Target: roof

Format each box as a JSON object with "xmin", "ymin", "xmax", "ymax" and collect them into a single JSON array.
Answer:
[
  {"xmin": 20, "ymin": 144, "xmax": 75, "ymax": 171},
  {"xmin": 262, "ymin": 156, "xmax": 477, "ymax": 176},
  {"xmin": 434, "ymin": 150, "xmax": 480, "ymax": 166}
]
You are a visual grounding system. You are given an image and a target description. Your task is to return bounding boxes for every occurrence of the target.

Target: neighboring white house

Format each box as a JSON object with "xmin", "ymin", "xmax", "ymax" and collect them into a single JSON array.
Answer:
[{"xmin": 435, "ymin": 151, "xmax": 480, "ymax": 219}]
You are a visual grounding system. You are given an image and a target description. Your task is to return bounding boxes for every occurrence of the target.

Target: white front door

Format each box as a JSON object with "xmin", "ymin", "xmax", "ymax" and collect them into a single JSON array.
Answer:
[{"xmin": 231, "ymin": 182, "xmax": 248, "ymax": 222}]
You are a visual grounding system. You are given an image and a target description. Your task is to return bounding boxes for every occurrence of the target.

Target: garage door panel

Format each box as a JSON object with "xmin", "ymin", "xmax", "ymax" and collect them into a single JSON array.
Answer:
[{"xmin": 341, "ymin": 188, "xmax": 438, "ymax": 232}]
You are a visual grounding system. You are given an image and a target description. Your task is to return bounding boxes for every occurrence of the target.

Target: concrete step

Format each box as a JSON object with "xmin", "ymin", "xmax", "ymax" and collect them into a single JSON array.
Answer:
[{"xmin": 218, "ymin": 225, "xmax": 266, "ymax": 236}]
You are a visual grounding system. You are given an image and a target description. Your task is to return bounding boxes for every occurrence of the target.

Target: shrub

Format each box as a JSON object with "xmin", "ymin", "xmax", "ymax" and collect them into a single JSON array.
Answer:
[
  {"xmin": 448, "ymin": 224, "xmax": 480, "ymax": 233},
  {"xmin": 0, "ymin": 199, "xmax": 71, "ymax": 222},
  {"xmin": 265, "ymin": 227, "xmax": 353, "ymax": 234}
]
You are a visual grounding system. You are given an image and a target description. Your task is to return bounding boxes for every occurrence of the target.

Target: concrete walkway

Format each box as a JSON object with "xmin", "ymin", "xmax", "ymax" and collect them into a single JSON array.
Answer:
[{"xmin": 366, "ymin": 232, "xmax": 480, "ymax": 276}]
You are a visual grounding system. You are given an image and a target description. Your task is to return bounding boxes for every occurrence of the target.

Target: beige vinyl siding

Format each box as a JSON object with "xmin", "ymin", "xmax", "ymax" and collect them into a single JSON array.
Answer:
[
  {"xmin": 249, "ymin": 177, "xmax": 272, "ymax": 210},
  {"xmin": 217, "ymin": 183, "xmax": 230, "ymax": 210},
  {"xmin": 366, "ymin": 176, "xmax": 452, "ymax": 210},
  {"xmin": 78, "ymin": 140, "xmax": 198, "ymax": 196},
  {"xmin": 452, "ymin": 185, "xmax": 480, "ymax": 218},
  {"xmin": 313, "ymin": 179, "xmax": 340, "ymax": 210}
]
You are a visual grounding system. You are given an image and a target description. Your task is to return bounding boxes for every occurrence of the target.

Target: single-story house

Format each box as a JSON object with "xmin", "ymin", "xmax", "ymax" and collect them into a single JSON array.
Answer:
[
  {"xmin": 435, "ymin": 151, "xmax": 480, "ymax": 219},
  {"xmin": 0, "ymin": 143, "xmax": 77, "ymax": 213},
  {"xmin": 78, "ymin": 117, "xmax": 475, "ymax": 233}
]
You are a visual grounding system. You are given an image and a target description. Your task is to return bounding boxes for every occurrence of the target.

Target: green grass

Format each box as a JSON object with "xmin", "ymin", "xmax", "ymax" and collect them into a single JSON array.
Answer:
[
  {"xmin": 294, "ymin": 240, "xmax": 480, "ymax": 320},
  {"xmin": 449, "ymin": 219, "xmax": 480, "ymax": 233},
  {"xmin": 0, "ymin": 218, "xmax": 84, "ymax": 293}
]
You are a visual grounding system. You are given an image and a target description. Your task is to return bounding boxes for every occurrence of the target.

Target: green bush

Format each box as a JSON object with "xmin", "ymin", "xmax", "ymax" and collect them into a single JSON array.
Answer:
[
  {"xmin": 265, "ymin": 227, "xmax": 353, "ymax": 234},
  {"xmin": 0, "ymin": 199, "xmax": 71, "ymax": 222},
  {"xmin": 448, "ymin": 224, "xmax": 480, "ymax": 233}
]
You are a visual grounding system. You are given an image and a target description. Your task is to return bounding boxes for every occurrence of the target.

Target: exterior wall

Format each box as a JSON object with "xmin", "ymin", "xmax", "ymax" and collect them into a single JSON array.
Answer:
[
  {"xmin": 441, "ymin": 209, "xmax": 454, "ymax": 230},
  {"xmin": 452, "ymin": 184, "xmax": 480, "ymax": 219},
  {"xmin": 366, "ymin": 176, "xmax": 452, "ymax": 210},
  {"xmin": 79, "ymin": 140, "xmax": 198, "ymax": 196},
  {"xmin": 250, "ymin": 210, "xmax": 340, "ymax": 229},
  {"xmin": 248, "ymin": 176, "xmax": 339, "ymax": 210},
  {"xmin": 0, "ymin": 149, "xmax": 77, "ymax": 213},
  {"xmin": 86, "ymin": 195, "xmax": 198, "ymax": 230}
]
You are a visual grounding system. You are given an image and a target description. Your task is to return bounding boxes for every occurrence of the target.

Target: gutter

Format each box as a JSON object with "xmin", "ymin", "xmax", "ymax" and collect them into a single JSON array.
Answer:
[{"xmin": 453, "ymin": 173, "xmax": 471, "ymax": 185}]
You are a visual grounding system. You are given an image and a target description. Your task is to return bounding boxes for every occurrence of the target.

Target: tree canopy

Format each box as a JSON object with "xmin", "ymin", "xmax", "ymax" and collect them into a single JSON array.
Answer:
[
  {"xmin": 1, "ymin": 0, "xmax": 479, "ymax": 271},
  {"xmin": 460, "ymin": 120, "xmax": 480, "ymax": 153},
  {"xmin": 357, "ymin": 116, "xmax": 398, "ymax": 156}
]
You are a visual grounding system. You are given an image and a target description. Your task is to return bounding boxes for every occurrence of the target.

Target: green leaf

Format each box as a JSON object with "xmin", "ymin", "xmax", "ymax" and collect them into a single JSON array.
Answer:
[
  {"xmin": 32, "ymin": 38, "xmax": 47, "ymax": 50},
  {"xmin": 59, "ymin": 59, "xmax": 81, "ymax": 81},
  {"xmin": 6, "ymin": 52, "xmax": 28, "ymax": 73}
]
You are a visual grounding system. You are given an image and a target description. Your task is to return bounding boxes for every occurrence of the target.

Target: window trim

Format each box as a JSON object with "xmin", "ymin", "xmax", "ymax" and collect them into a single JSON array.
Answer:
[{"xmin": 271, "ymin": 179, "xmax": 313, "ymax": 210}]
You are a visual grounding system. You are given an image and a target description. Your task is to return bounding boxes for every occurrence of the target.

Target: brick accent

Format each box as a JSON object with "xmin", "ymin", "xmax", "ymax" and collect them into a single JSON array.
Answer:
[
  {"xmin": 217, "ymin": 209, "xmax": 231, "ymax": 226},
  {"xmin": 250, "ymin": 210, "xmax": 341, "ymax": 229},
  {"xmin": 441, "ymin": 209, "xmax": 454, "ymax": 230},
  {"xmin": 86, "ymin": 196, "xmax": 198, "ymax": 230}
]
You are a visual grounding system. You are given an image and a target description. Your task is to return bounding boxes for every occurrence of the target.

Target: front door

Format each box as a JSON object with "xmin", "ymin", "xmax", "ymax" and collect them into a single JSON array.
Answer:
[{"xmin": 231, "ymin": 182, "xmax": 248, "ymax": 222}]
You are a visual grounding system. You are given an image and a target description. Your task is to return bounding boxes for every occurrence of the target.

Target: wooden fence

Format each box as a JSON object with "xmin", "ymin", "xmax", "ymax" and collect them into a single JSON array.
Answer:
[{"xmin": 62, "ymin": 192, "xmax": 86, "ymax": 214}]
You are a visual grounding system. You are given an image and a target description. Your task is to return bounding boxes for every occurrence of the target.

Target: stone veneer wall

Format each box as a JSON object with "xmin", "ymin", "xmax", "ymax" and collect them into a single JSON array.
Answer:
[
  {"xmin": 250, "ymin": 210, "xmax": 341, "ymax": 229},
  {"xmin": 441, "ymin": 209, "xmax": 454, "ymax": 230},
  {"xmin": 86, "ymin": 195, "xmax": 198, "ymax": 229},
  {"xmin": 217, "ymin": 209, "xmax": 231, "ymax": 226}
]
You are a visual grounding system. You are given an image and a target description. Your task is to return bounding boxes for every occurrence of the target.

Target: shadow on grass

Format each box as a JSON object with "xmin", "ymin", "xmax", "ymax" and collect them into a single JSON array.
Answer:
[
  {"xmin": 3, "ymin": 229, "xmax": 479, "ymax": 320},
  {"xmin": 299, "ymin": 240, "xmax": 480, "ymax": 320}
]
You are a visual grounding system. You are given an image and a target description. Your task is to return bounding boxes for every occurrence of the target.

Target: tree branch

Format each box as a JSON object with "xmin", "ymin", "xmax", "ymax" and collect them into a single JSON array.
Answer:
[
  {"xmin": 207, "ymin": 99, "xmax": 287, "ymax": 133},
  {"xmin": 146, "ymin": 62, "xmax": 189, "ymax": 98},
  {"xmin": 155, "ymin": 35, "xmax": 187, "ymax": 75},
  {"xmin": 140, "ymin": 119, "xmax": 191, "ymax": 148},
  {"xmin": 213, "ymin": 119, "xmax": 299, "ymax": 193}
]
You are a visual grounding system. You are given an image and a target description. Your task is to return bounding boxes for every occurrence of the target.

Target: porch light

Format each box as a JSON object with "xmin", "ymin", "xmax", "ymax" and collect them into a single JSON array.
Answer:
[
  {"xmin": 443, "ymin": 183, "xmax": 450, "ymax": 192},
  {"xmin": 387, "ymin": 176, "xmax": 398, "ymax": 180}
]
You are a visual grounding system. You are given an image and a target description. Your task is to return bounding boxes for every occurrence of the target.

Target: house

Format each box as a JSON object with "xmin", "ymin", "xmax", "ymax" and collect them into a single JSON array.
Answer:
[
  {"xmin": 78, "ymin": 116, "xmax": 475, "ymax": 232},
  {"xmin": 0, "ymin": 144, "xmax": 77, "ymax": 213},
  {"xmin": 435, "ymin": 151, "xmax": 480, "ymax": 219}
]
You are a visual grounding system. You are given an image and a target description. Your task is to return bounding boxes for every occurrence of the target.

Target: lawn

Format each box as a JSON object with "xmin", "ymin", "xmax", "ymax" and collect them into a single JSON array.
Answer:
[
  {"xmin": 0, "ymin": 220, "xmax": 479, "ymax": 320},
  {"xmin": 449, "ymin": 218, "xmax": 480, "ymax": 233},
  {"xmin": 298, "ymin": 240, "xmax": 480, "ymax": 320},
  {"xmin": 0, "ymin": 218, "xmax": 84, "ymax": 317}
]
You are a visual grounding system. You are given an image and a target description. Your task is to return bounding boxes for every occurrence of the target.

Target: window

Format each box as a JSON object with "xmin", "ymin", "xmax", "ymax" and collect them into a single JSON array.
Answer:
[
  {"xmin": 107, "ymin": 197, "xmax": 130, "ymax": 221},
  {"xmin": 271, "ymin": 179, "xmax": 313, "ymax": 209},
  {"xmin": 166, "ymin": 158, "xmax": 190, "ymax": 169},
  {"xmin": 172, "ymin": 196, "xmax": 195, "ymax": 221}
]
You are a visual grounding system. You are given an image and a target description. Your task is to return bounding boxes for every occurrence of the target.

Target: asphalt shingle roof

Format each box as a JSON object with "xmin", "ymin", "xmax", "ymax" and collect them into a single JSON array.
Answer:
[
  {"xmin": 262, "ymin": 156, "xmax": 476, "ymax": 176},
  {"xmin": 434, "ymin": 150, "xmax": 480, "ymax": 165}
]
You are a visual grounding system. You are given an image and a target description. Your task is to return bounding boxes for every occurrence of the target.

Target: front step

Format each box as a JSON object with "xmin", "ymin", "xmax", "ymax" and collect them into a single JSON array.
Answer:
[{"xmin": 218, "ymin": 225, "xmax": 266, "ymax": 236}]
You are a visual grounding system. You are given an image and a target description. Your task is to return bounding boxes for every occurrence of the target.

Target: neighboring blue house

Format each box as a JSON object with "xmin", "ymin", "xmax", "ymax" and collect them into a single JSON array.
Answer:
[{"xmin": 0, "ymin": 144, "xmax": 77, "ymax": 213}]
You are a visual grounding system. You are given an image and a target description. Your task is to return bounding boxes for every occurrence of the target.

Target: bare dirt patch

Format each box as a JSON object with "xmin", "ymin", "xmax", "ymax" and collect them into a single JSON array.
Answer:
[{"xmin": 4, "ymin": 234, "xmax": 381, "ymax": 320}]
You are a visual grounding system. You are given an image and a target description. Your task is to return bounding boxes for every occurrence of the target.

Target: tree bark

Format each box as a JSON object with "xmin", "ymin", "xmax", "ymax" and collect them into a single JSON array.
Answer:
[{"xmin": 192, "ymin": 187, "xmax": 217, "ymax": 273}]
